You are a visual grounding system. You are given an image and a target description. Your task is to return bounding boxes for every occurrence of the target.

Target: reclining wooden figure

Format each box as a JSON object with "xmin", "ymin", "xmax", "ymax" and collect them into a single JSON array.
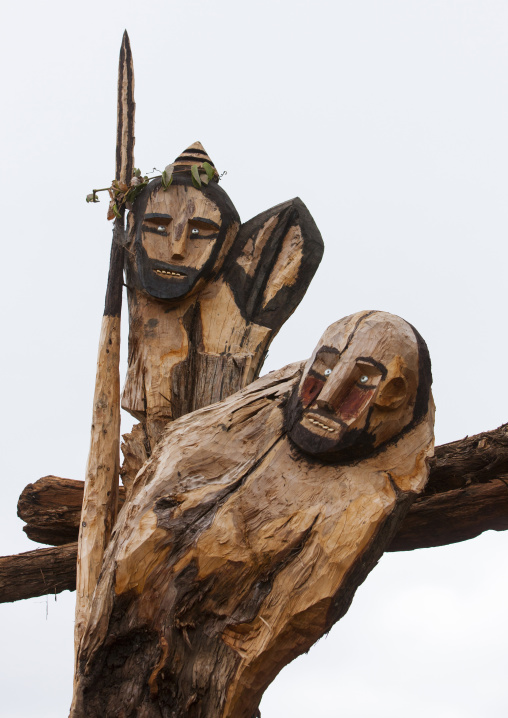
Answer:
[{"xmin": 71, "ymin": 310, "xmax": 435, "ymax": 718}]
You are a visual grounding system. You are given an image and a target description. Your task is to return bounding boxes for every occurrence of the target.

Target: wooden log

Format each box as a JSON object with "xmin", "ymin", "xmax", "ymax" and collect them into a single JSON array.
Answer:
[
  {"xmin": 388, "ymin": 478, "xmax": 508, "ymax": 551},
  {"xmin": 425, "ymin": 422, "xmax": 508, "ymax": 493},
  {"xmin": 388, "ymin": 422, "xmax": 508, "ymax": 551},
  {"xmin": 0, "ymin": 543, "xmax": 77, "ymax": 603},
  {"xmin": 122, "ymin": 151, "xmax": 324, "ymax": 450},
  {"xmin": 8, "ymin": 396, "xmax": 508, "ymax": 610},
  {"xmin": 15, "ymin": 427, "xmax": 508, "ymax": 551},
  {"xmin": 17, "ymin": 477, "xmax": 127, "ymax": 546},
  {"xmin": 70, "ymin": 311, "xmax": 434, "ymax": 718}
]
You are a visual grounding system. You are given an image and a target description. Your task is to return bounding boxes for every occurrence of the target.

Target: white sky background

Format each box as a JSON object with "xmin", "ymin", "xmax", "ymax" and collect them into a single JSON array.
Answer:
[{"xmin": 1, "ymin": 1, "xmax": 507, "ymax": 715}]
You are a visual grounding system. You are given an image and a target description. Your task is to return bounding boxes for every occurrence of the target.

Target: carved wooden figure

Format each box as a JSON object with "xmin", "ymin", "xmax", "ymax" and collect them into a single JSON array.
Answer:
[
  {"xmin": 121, "ymin": 141, "xmax": 324, "ymax": 457},
  {"xmin": 70, "ymin": 310, "xmax": 434, "ymax": 718}
]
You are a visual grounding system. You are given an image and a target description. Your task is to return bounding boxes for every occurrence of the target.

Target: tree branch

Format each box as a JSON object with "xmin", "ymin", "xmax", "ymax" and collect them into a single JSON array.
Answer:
[{"xmin": 0, "ymin": 542, "xmax": 77, "ymax": 603}]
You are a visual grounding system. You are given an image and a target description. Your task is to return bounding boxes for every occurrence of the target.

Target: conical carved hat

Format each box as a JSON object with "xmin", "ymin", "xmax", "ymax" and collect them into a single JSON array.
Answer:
[{"xmin": 173, "ymin": 141, "xmax": 219, "ymax": 181}]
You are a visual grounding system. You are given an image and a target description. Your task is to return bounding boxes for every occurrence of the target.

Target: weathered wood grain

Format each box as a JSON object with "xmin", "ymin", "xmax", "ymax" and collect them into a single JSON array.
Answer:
[
  {"xmin": 7, "ymin": 467, "xmax": 507, "ymax": 604},
  {"xmin": 16, "ymin": 423, "xmax": 508, "ymax": 551},
  {"xmin": 17, "ymin": 477, "xmax": 127, "ymax": 546},
  {"xmin": 0, "ymin": 543, "xmax": 77, "ymax": 603},
  {"xmin": 10, "ymin": 422, "xmax": 508, "ymax": 606},
  {"xmin": 389, "ymin": 478, "xmax": 508, "ymax": 551},
  {"xmin": 70, "ymin": 311, "xmax": 434, "ymax": 718},
  {"xmin": 75, "ymin": 314, "xmax": 121, "ymax": 647},
  {"xmin": 388, "ymin": 422, "xmax": 508, "ymax": 550},
  {"xmin": 425, "ymin": 422, "xmax": 508, "ymax": 493}
]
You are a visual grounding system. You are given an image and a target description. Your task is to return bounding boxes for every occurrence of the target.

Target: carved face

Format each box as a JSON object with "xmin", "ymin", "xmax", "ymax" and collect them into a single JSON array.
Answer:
[
  {"xmin": 286, "ymin": 311, "xmax": 430, "ymax": 461},
  {"xmin": 133, "ymin": 178, "xmax": 239, "ymax": 300}
]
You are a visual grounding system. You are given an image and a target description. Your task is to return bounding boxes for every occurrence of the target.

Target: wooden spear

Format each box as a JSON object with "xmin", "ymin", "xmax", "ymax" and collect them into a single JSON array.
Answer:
[{"xmin": 74, "ymin": 30, "xmax": 135, "ymax": 654}]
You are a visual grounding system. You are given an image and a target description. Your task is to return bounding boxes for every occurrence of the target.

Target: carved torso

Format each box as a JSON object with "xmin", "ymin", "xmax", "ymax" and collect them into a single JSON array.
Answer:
[
  {"xmin": 74, "ymin": 348, "xmax": 434, "ymax": 718},
  {"xmin": 122, "ymin": 281, "xmax": 272, "ymax": 445}
]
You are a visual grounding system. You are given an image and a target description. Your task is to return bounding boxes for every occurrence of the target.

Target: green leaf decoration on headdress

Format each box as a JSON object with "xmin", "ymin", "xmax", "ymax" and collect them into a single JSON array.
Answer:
[
  {"xmin": 191, "ymin": 164, "xmax": 202, "ymax": 189},
  {"xmin": 203, "ymin": 162, "xmax": 215, "ymax": 181},
  {"xmin": 162, "ymin": 164, "xmax": 174, "ymax": 190}
]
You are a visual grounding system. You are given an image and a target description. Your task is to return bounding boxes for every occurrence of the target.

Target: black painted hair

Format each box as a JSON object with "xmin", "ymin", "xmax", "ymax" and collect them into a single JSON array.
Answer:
[
  {"xmin": 132, "ymin": 173, "xmax": 240, "ymax": 230},
  {"xmin": 408, "ymin": 323, "xmax": 433, "ymax": 426}
]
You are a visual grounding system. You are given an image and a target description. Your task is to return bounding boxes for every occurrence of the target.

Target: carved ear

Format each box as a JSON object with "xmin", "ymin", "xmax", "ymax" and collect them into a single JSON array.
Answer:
[
  {"xmin": 374, "ymin": 377, "xmax": 408, "ymax": 410},
  {"xmin": 222, "ymin": 198, "xmax": 323, "ymax": 329}
]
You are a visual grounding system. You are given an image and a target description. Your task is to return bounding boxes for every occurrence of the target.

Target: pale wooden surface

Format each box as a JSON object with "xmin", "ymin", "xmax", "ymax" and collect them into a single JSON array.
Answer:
[
  {"xmin": 74, "ymin": 30, "xmax": 135, "ymax": 663},
  {"xmin": 74, "ymin": 315, "xmax": 121, "ymax": 651},
  {"xmin": 122, "ymin": 180, "xmax": 323, "ymax": 451},
  {"xmin": 15, "ymin": 420, "xmax": 508, "ymax": 553},
  {"xmin": 71, "ymin": 312, "xmax": 434, "ymax": 717}
]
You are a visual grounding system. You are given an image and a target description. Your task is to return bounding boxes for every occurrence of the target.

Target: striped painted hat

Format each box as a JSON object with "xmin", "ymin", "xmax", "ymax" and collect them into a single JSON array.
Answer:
[{"xmin": 173, "ymin": 141, "xmax": 219, "ymax": 181}]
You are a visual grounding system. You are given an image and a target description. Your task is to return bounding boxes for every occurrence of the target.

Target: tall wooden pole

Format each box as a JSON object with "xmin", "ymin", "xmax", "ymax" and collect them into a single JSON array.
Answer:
[{"xmin": 74, "ymin": 31, "xmax": 135, "ymax": 657}]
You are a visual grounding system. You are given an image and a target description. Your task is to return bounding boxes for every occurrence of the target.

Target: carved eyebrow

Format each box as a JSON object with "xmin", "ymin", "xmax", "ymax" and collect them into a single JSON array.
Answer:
[
  {"xmin": 191, "ymin": 217, "xmax": 220, "ymax": 229},
  {"xmin": 144, "ymin": 213, "xmax": 172, "ymax": 220},
  {"xmin": 316, "ymin": 345, "xmax": 340, "ymax": 356},
  {"xmin": 356, "ymin": 356, "xmax": 387, "ymax": 378}
]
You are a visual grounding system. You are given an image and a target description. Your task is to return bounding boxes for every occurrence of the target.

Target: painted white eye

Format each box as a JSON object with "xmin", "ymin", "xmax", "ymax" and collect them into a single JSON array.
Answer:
[
  {"xmin": 191, "ymin": 228, "xmax": 200, "ymax": 235},
  {"xmin": 359, "ymin": 375, "xmax": 369, "ymax": 384},
  {"xmin": 324, "ymin": 369, "xmax": 332, "ymax": 376},
  {"xmin": 157, "ymin": 225, "xmax": 165, "ymax": 232}
]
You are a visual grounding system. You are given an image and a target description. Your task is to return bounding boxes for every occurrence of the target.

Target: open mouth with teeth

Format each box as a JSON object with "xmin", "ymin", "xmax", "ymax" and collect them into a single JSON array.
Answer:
[
  {"xmin": 303, "ymin": 414, "xmax": 341, "ymax": 434},
  {"xmin": 153, "ymin": 268, "xmax": 186, "ymax": 278}
]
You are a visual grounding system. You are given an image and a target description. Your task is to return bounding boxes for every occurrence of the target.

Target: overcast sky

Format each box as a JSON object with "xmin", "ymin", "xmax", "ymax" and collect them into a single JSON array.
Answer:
[{"xmin": 1, "ymin": 1, "xmax": 507, "ymax": 716}]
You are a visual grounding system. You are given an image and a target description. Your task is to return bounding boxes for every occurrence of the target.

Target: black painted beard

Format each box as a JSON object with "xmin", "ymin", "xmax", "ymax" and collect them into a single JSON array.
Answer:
[
  {"xmin": 136, "ymin": 254, "xmax": 204, "ymax": 300},
  {"xmin": 284, "ymin": 388, "xmax": 376, "ymax": 463}
]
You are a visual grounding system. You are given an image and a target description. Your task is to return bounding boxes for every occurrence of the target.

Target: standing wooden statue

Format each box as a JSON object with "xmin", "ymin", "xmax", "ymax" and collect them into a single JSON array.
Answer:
[
  {"xmin": 71, "ymin": 310, "xmax": 434, "ymax": 718},
  {"xmin": 121, "ymin": 141, "xmax": 324, "ymax": 455}
]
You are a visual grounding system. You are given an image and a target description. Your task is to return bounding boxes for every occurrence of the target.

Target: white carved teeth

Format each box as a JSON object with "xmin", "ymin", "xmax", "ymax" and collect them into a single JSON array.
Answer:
[
  {"xmin": 155, "ymin": 269, "xmax": 185, "ymax": 277},
  {"xmin": 307, "ymin": 417, "xmax": 335, "ymax": 433}
]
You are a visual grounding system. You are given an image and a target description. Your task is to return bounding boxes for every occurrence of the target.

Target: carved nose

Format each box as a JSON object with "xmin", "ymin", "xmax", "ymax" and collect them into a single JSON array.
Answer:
[
  {"xmin": 315, "ymin": 397, "xmax": 334, "ymax": 413},
  {"xmin": 170, "ymin": 233, "xmax": 187, "ymax": 260},
  {"xmin": 314, "ymin": 364, "xmax": 353, "ymax": 411}
]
